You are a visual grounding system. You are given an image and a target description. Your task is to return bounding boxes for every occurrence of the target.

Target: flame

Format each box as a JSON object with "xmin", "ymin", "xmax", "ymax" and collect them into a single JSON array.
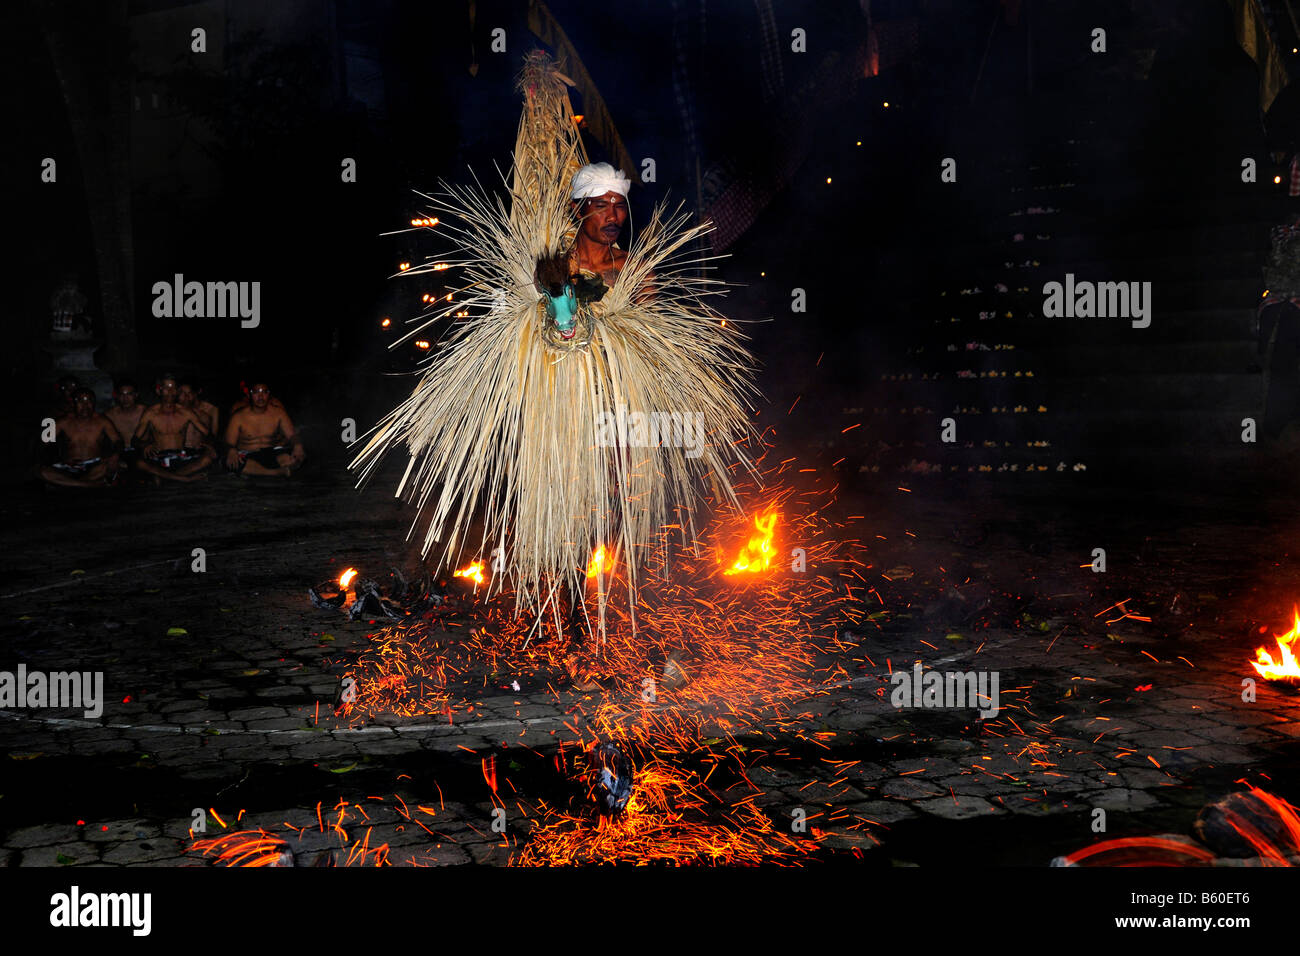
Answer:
[
  {"xmin": 455, "ymin": 561, "xmax": 485, "ymax": 585},
  {"xmin": 586, "ymin": 545, "xmax": 613, "ymax": 579},
  {"xmin": 339, "ymin": 568, "xmax": 358, "ymax": 589},
  {"xmin": 1253, "ymin": 608, "xmax": 1300, "ymax": 679},
  {"xmin": 723, "ymin": 510, "xmax": 778, "ymax": 576}
]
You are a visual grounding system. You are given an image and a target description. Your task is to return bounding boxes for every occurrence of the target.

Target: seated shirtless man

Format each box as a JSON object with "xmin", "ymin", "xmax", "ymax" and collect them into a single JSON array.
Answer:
[
  {"xmin": 39, "ymin": 388, "xmax": 122, "ymax": 488},
  {"xmin": 132, "ymin": 374, "xmax": 215, "ymax": 482},
  {"xmin": 104, "ymin": 379, "xmax": 145, "ymax": 474},
  {"xmin": 177, "ymin": 379, "xmax": 219, "ymax": 451},
  {"xmin": 223, "ymin": 381, "xmax": 304, "ymax": 477}
]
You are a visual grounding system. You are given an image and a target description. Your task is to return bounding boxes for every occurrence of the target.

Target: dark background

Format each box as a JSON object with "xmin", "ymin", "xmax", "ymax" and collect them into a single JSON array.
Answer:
[{"xmin": 7, "ymin": 0, "xmax": 1300, "ymax": 489}]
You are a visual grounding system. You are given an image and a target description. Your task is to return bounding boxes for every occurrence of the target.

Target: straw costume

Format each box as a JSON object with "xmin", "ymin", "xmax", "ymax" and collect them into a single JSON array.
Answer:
[{"xmin": 352, "ymin": 52, "xmax": 758, "ymax": 644}]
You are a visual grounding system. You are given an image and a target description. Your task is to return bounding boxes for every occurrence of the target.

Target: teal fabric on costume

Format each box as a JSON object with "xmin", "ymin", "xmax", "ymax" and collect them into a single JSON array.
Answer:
[{"xmin": 544, "ymin": 285, "xmax": 579, "ymax": 334}]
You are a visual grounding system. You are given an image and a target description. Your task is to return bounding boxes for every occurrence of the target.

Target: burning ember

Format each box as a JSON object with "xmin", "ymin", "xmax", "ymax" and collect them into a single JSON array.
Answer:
[
  {"xmin": 1253, "ymin": 608, "xmax": 1300, "ymax": 682},
  {"xmin": 586, "ymin": 545, "xmax": 613, "ymax": 579},
  {"xmin": 339, "ymin": 567, "xmax": 358, "ymax": 590},
  {"xmin": 513, "ymin": 757, "xmax": 824, "ymax": 866},
  {"xmin": 454, "ymin": 561, "xmax": 486, "ymax": 586},
  {"xmin": 722, "ymin": 509, "xmax": 778, "ymax": 576}
]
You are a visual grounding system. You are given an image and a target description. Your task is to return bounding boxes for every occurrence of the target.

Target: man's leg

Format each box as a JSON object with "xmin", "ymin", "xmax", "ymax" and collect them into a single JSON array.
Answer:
[
  {"xmin": 40, "ymin": 463, "xmax": 106, "ymax": 489},
  {"xmin": 240, "ymin": 447, "xmax": 292, "ymax": 478},
  {"xmin": 137, "ymin": 454, "xmax": 201, "ymax": 483},
  {"xmin": 174, "ymin": 447, "xmax": 216, "ymax": 477}
]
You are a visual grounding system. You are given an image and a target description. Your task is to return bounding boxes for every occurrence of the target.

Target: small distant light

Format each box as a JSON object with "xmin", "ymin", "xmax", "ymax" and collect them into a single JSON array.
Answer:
[
  {"xmin": 573, "ymin": 114, "xmax": 585, "ymax": 124},
  {"xmin": 826, "ymin": 177, "xmax": 832, "ymax": 184},
  {"xmin": 381, "ymin": 317, "xmax": 392, "ymax": 328},
  {"xmin": 1293, "ymin": 47, "xmax": 1298, "ymax": 53},
  {"xmin": 422, "ymin": 293, "xmax": 431, "ymax": 302},
  {"xmin": 415, "ymin": 340, "xmax": 431, "ymax": 349},
  {"xmin": 1276, "ymin": 175, "xmax": 1284, "ymax": 184},
  {"xmin": 760, "ymin": 271, "xmax": 766, "ymax": 277},
  {"xmin": 856, "ymin": 140, "xmax": 862, "ymax": 146},
  {"xmin": 721, "ymin": 319, "xmax": 727, "ymax": 327},
  {"xmin": 883, "ymin": 101, "xmax": 889, "ymax": 108},
  {"xmin": 446, "ymin": 293, "xmax": 454, "ymax": 301},
  {"xmin": 433, "ymin": 263, "xmax": 450, "ymax": 271},
  {"xmin": 399, "ymin": 262, "xmax": 410, "ymax": 271}
]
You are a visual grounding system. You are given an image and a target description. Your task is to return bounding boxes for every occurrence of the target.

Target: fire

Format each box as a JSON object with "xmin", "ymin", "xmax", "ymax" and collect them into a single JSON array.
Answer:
[
  {"xmin": 454, "ymin": 561, "xmax": 485, "ymax": 585},
  {"xmin": 338, "ymin": 567, "xmax": 358, "ymax": 589},
  {"xmin": 1253, "ymin": 608, "xmax": 1300, "ymax": 680},
  {"xmin": 723, "ymin": 510, "xmax": 778, "ymax": 576},
  {"xmin": 586, "ymin": 545, "xmax": 613, "ymax": 579}
]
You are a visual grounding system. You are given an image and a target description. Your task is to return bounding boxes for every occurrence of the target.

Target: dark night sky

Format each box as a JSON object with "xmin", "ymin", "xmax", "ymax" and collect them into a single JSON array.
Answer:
[{"xmin": 7, "ymin": 0, "xmax": 1300, "ymax": 480}]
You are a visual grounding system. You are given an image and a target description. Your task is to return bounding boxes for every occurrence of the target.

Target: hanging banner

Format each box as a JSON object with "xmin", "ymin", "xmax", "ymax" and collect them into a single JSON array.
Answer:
[{"xmin": 1228, "ymin": 0, "xmax": 1291, "ymax": 112}]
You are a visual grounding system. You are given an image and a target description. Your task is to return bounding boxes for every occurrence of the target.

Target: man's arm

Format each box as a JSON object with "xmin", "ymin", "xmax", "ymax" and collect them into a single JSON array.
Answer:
[
  {"xmin": 98, "ymin": 417, "xmax": 123, "ymax": 470},
  {"xmin": 181, "ymin": 408, "xmax": 209, "ymax": 440},
  {"xmin": 223, "ymin": 413, "xmax": 242, "ymax": 468},
  {"xmin": 277, "ymin": 411, "xmax": 305, "ymax": 464},
  {"xmin": 132, "ymin": 409, "xmax": 155, "ymax": 453},
  {"xmin": 100, "ymin": 417, "xmax": 124, "ymax": 452}
]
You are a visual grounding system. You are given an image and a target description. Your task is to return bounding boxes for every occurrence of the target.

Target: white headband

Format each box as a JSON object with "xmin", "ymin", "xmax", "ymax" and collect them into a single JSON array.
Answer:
[{"xmin": 571, "ymin": 162, "xmax": 631, "ymax": 200}]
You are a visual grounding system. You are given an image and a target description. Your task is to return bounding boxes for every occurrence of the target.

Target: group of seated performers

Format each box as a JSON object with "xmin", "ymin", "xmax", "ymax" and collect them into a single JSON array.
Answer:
[{"xmin": 39, "ymin": 373, "xmax": 306, "ymax": 489}]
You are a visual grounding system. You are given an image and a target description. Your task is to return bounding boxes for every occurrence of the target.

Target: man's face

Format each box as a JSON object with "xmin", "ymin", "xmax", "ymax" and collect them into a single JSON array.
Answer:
[
  {"xmin": 248, "ymin": 384, "xmax": 270, "ymax": 409},
  {"xmin": 158, "ymin": 379, "xmax": 178, "ymax": 404},
  {"xmin": 114, "ymin": 385, "xmax": 137, "ymax": 409},
  {"xmin": 73, "ymin": 392, "xmax": 95, "ymax": 417},
  {"xmin": 576, "ymin": 192, "xmax": 628, "ymax": 246},
  {"xmin": 178, "ymin": 385, "xmax": 196, "ymax": 407}
]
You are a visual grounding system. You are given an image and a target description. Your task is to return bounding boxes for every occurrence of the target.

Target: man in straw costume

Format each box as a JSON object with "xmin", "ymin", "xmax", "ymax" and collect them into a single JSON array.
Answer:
[{"xmin": 352, "ymin": 52, "xmax": 758, "ymax": 649}]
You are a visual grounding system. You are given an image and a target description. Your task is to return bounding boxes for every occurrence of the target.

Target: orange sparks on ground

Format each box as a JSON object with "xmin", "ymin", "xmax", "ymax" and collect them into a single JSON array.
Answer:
[
  {"xmin": 722, "ymin": 510, "xmax": 778, "ymax": 576},
  {"xmin": 1253, "ymin": 608, "xmax": 1300, "ymax": 680}
]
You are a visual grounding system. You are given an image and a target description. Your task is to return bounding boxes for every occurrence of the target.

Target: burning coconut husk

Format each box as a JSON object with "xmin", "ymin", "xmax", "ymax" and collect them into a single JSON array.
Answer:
[
  {"xmin": 309, "ymin": 565, "xmax": 452, "ymax": 621},
  {"xmin": 1194, "ymin": 788, "xmax": 1300, "ymax": 861},
  {"xmin": 1054, "ymin": 787, "xmax": 1300, "ymax": 866}
]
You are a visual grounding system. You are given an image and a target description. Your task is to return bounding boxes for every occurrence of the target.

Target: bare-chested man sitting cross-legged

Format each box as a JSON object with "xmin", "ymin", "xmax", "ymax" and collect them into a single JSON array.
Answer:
[
  {"xmin": 224, "ymin": 380, "xmax": 304, "ymax": 477},
  {"xmin": 39, "ymin": 388, "xmax": 123, "ymax": 488},
  {"xmin": 132, "ymin": 374, "xmax": 215, "ymax": 483}
]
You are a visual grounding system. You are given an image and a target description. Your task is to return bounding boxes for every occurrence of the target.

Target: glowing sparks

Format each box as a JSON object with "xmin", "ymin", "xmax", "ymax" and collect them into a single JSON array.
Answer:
[{"xmin": 1253, "ymin": 608, "xmax": 1300, "ymax": 680}]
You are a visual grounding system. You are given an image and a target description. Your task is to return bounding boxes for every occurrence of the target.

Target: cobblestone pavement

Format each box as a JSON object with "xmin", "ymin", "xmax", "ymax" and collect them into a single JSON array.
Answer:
[{"xmin": 3, "ymin": 460, "xmax": 1299, "ymax": 866}]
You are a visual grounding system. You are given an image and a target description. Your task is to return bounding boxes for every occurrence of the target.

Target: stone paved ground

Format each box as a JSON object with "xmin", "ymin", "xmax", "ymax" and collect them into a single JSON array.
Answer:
[{"xmin": 3, "ymin": 455, "xmax": 1300, "ymax": 866}]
